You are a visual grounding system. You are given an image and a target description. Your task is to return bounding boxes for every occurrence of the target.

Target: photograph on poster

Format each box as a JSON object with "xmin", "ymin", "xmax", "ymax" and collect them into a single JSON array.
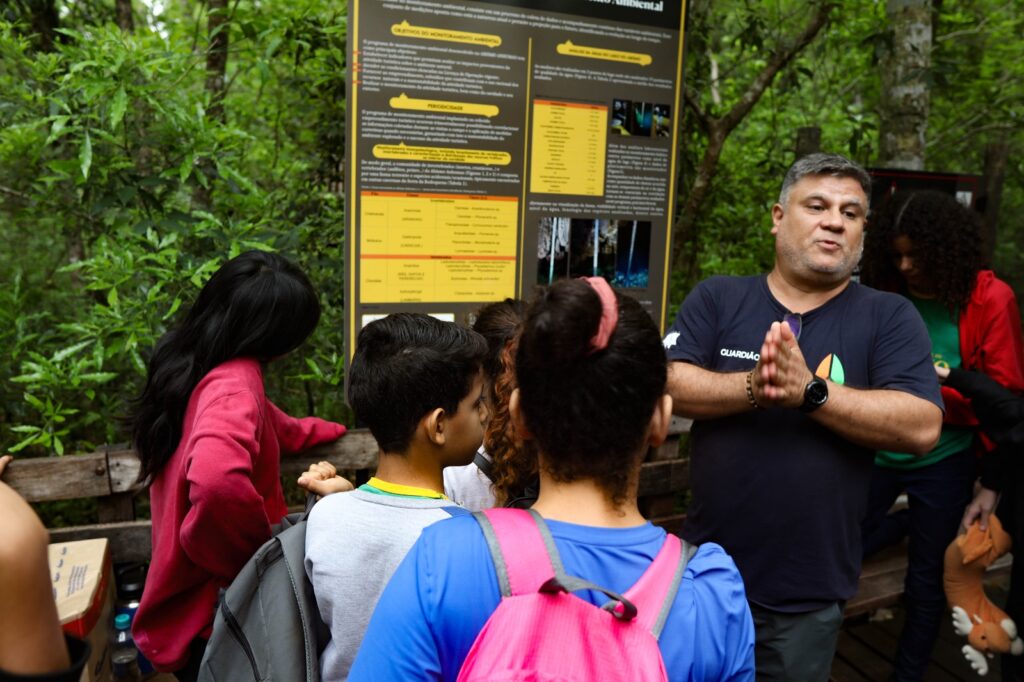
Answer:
[
  {"xmin": 536, "ymin": 217, "xmax": 651, "ymax": 288},
  {"xmin": 611, "ymin": 99, "xmax": 672, "ymax": 139},
  {"xmin": 613, "ymin": 220, "xmax": 651, "ymax": 288},
  {"xmin": 653, "ymin": 104, "xmax": 671, "ymax": 137},
  {"xmin": 611, "ymin": 99, "xmax": 632, "ymax": 135},
  {"xmin": 568, "ymin": 219, "xmax": 616, "ymax": 281},
  {"xmin": 631, "ymin": 102, "xmax": 653, "ymax": 136}
]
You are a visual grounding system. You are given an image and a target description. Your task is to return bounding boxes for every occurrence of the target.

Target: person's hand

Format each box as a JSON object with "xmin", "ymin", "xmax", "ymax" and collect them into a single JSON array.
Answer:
[
  {"xmin": 297, "ymin": 461, "xmax": 354, "ymax": 497},
  {"xmin": 0, "ymin": 455, "xmax": 11, "ymax": 478},
  {"xmin": 935, "ymin": 364, "xmax": 950, "ymax": 383},
  {"xmin": 961, "ymin": 485, "xmax": 999, "ymax": 532},
  {"xmin": 756, "ymin": 321, "xmax": 813, "ymax": 408}
]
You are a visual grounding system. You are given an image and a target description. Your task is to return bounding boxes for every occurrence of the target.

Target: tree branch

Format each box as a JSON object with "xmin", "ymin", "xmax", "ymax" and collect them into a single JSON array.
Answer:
[
  {"xmin": 205, "ymin": 0, "xmax": 230, "ymax": 123},
  {"xmin": 720, "ymin": 2, "xmax": 834, "ymax": 133},
  {"xmin": 0, "ymin": 185, "xmax": 30, "ymax": 201},
  {"xmin": 683, "ymin": 88, "xmax": 711, "ymax": 134},
  {"xmin": 929, "ymin": 122, "xmax": 1016, "ymax": 151}
]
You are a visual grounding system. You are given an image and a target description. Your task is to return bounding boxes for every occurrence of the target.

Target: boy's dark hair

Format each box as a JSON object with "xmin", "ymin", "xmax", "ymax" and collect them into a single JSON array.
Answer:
[
  {"xmin": 131, "ymin": 250, "xmax": 320, "ymax": 483},
  {"xmin": 861, "ymin": 190, "xmax": 983, "ymax": 317},
  {"xmin": 515, "ymin": 280, "xmax": 666, "ymax": 505},
  {"xmin": 349, "ymin": 313, "xmax": 487, "ymax": 453}
]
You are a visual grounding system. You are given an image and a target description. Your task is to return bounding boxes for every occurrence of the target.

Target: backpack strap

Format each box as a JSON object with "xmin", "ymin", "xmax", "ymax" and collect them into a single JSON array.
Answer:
[
  {"xmin": 473, "ymin": 508, "xmax": 554, "ymax": 597},
  {"xmin": 473, "ymin": 508, "xmax": 640, "ymax": 621},
  {"xmin": 473, "ymin": 450, "xmax": 495, "ymax": 482},
  {"xmin": 619, "ymin": 536, "xmax": 698, "ymax": 639}
]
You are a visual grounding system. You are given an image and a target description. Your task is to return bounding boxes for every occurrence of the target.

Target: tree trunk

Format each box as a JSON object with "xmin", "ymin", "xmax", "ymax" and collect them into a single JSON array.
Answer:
[
  {"xmin": 193, "ymin": 0, "xmax": 230, "ymax": 208},
  {"xmin": 205, "ymin": 0, "xmax": 230, "ymax": 123},
  {"xmin": 877, "ymin": 0, "xmax": 932, "ymax": 169},
  {"xmin": 795, "ymin": 127, "xmax": 822, "ymax": 159},
  {"xmin": 116, "ymin": 0, "xmax": 135, "ymax": 32},
  {"xmin": 980, "ymin": 141, "xmax": 1008, "ymax": 266},
  {"xmin": 28, "ymin": 0, "xmax": 60, "ymax": 52}
]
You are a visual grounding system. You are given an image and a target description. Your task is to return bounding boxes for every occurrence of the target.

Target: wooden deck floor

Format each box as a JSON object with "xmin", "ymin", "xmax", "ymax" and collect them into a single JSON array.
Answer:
[{"xmin": 832, "ymin": 578, "xmax": 1012, "ymax": 681}]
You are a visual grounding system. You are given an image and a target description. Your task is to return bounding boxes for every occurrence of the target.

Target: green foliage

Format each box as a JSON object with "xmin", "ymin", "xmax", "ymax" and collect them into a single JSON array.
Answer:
[
  {"xmin": 927, "ymin": 1, "xmax": 1024, "ymax": 298},
  {"xmin": 670, "ymin": 0, "xmax": 1023, "ymax": 315},
  {"xmin": 0, "ymin": 1, "xmax": 349, "ymax": 457}
]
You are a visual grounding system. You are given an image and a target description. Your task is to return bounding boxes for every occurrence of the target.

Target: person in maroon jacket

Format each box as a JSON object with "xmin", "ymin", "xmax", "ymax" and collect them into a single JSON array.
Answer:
[
  {"xmin": 128, "ymin": 251, "xmax": 347, "ymax": 681},
  {"xmin": 861, "ymin": 190, "xmax": 1024, "ymax": 681}
]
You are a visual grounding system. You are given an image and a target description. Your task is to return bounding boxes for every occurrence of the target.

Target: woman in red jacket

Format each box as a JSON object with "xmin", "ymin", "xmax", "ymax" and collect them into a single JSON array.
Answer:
[
  {"xmin": 129, "ymin": 251, "xmax": 346, "ymax": 680},
  {"xmin": 860, "ymin": 190, "xmax": 1024, "ymax": 681}
]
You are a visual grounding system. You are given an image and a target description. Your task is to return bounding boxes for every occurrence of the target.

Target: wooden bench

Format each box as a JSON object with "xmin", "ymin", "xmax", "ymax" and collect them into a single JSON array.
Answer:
[{"xmin": 0, "ymin": 418, "xmax": 693, "ymax": 564}]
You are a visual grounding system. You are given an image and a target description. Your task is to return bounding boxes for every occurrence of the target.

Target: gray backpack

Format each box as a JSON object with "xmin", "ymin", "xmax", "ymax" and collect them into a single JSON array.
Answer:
[{"xmin": 198, "ymin": 496, "xmax": 327, "ymax": 682}]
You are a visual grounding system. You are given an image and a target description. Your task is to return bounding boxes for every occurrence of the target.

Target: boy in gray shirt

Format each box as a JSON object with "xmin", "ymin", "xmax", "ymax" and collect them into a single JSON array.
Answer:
[{"xmin": 305, "ymin": 314, "xmax": 487, "ymax": 681}]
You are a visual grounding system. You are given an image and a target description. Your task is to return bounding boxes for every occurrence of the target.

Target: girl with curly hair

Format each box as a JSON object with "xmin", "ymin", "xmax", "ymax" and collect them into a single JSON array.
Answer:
[
  {"xmin": 443, "ymin": 298, "xmax": 538, "ymax": 510},
  {"xmin": 860, "ymin": 190, "xmax": 1024, "ymax": 681}
]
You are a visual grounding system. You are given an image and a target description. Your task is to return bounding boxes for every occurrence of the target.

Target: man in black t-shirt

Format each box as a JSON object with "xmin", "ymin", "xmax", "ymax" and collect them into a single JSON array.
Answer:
[{"xmin": 664, "ymin": 153, "xmax": 943, "ymax": 681}]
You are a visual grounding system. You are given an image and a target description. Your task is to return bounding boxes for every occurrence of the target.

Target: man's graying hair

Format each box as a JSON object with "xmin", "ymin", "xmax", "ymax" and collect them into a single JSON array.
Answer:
[{"xmin": 778, "ymin": 153, "xmax": 872, "ymax": 207}]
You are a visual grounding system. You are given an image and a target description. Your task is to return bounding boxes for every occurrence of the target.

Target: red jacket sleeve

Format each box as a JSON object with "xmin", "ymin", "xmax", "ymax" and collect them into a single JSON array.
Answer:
[
  {"xmin": 267, "ymin": 400, "xmax": 346, "ymax": 456},
  {"xmin": 179, "ymin": 390, "xmax": 273, "ymax": 581},
  {"xmin": 947, "ymin": 276, "xmax": 1024, "ymax": 429}
]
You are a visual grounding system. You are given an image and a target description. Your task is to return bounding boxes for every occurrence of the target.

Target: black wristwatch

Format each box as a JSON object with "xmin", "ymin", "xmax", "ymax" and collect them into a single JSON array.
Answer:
[{"xmin": 800, "ymin": 376, "xmax": 828, "ymax": 413}]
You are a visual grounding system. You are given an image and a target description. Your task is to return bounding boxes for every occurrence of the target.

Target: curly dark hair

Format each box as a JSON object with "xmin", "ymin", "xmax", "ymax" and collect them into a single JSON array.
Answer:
[
  {"xmin": 471, "ymin": 299, "xmax": 537, "ymax": 505},
  {"xmin": 485, "ymin": 337, "xmax": 539, "ymax": 505},
  {"xmin": 861, "ymin": 190, "xmax": 983, "ymax": 317}
]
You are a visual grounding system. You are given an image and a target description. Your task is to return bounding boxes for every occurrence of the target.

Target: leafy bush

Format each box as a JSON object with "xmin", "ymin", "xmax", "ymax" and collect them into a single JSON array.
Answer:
[{"xmin": 0, "ymin": 2, "xmax": 349, "ymax": 457}]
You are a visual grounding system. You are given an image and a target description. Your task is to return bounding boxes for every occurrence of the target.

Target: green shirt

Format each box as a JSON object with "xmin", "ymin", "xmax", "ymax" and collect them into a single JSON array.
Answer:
[{"xmin": 876, "ymin": 295, "xmax": 973, "ymax": 469}]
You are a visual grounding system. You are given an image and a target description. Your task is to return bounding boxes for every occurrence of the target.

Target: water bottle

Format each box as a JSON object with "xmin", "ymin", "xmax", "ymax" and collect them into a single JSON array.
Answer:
[
  {"xmin": 114, "ymin": 565, "xmax": 154, "ymax": 674},
  {"xmin": 111, "ymin": 613, "xmax": 142, "ymax": 681},
  {"xmin": 114, "ymin": 566, "xmax": 144, "ymax": 621}
]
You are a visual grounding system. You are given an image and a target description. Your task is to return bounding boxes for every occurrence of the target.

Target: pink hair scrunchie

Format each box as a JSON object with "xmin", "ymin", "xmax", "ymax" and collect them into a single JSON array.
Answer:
[{"xmin": 581, "ymin": 276, "xmax": 618, "ymax": 353}]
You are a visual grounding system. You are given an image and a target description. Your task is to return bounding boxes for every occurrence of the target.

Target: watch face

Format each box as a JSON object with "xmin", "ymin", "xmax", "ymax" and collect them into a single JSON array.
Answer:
[{"xmin": 807, "ymin": 378, "xmax": 828, "ymax": 404}]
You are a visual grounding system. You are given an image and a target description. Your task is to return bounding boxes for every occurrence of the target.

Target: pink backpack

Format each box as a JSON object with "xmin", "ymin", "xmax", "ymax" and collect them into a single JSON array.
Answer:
[{"xmin": 457, "ymin": 508, "xmax": 695, "ymax": 682}]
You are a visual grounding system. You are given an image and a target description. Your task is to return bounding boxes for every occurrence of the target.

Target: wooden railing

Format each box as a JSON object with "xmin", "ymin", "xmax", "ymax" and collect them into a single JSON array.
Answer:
[
  {"xmin": 4, "ymin": 417, "xmax": 991, "ymax": 619},
  {"xmin": 1, "ymin": 419, "xmax": 692, "ymax": 564}
]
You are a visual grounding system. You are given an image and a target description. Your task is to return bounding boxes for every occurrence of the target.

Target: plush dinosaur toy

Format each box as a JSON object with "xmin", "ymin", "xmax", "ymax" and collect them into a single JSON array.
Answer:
[{"xmin": 944, "ymin": 513, "xmax": 1024, "ymax": 676}]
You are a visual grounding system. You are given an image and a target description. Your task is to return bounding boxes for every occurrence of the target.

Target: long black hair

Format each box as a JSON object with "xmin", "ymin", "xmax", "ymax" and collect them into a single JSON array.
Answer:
[
  {"xmin": 131, "ymin": 250, "xmax": 321, "ymax": 483},
  {"xmin": 861, "ymin": 190, "xmax": 983, "ymax": 317},
  {"xmin": 515, "ymin": 280, "xmax": 666, "ymax": 505}
]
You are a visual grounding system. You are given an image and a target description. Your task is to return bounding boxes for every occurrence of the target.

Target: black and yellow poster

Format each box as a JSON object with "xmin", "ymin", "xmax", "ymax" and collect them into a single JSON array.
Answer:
[{"xmin": 346, "ymin": 0, "xmax": 687, "ymax": 354}]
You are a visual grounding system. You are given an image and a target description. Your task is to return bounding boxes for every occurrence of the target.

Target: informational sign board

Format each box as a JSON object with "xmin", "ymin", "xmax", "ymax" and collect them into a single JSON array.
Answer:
[{"xmin": 346, "ymin": 0, "xmax": 688, "ymax": 356}]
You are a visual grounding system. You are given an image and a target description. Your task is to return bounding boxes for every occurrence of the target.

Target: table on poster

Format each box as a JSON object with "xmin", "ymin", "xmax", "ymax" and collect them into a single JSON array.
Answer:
[{"xmin": 360, "ymin": 191, "xmax": 518, "ymax": 303}]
